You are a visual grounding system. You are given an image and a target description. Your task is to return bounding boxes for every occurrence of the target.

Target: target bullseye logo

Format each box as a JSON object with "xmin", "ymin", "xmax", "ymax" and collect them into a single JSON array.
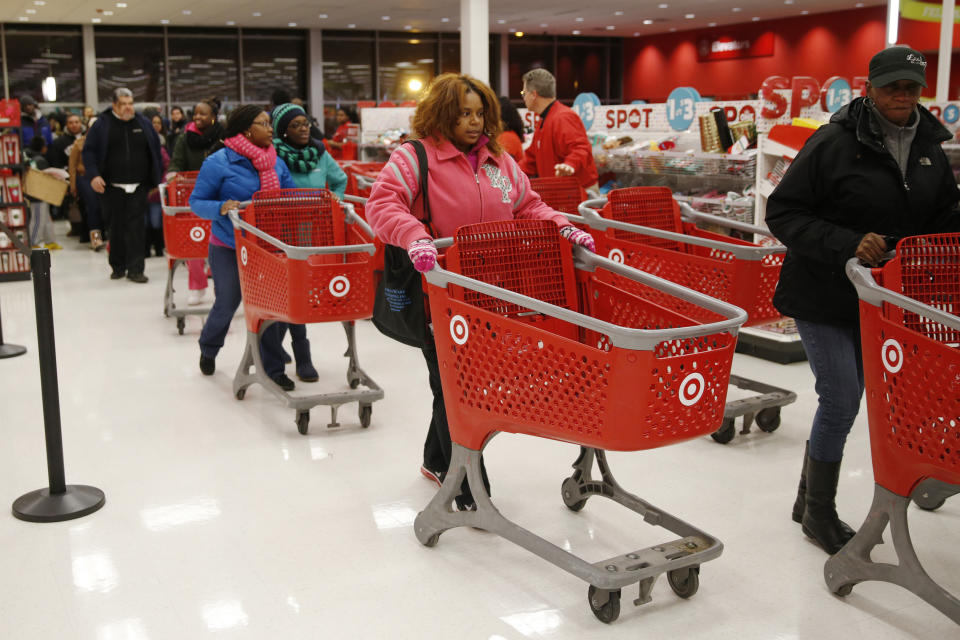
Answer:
[
  {"xmin": 189, "ymin": 225, "xmax": 206, "ymax": 242},
  {"xmin": 240, "ymin": 246, "xmax": 248, "ymax": 266},
  {"xmin": 329, "ymin": 275, "xmax": 350, "ymax": 298},
  {"xmin": 450, "ymin": 315, "xmax": 469, "ymax": 345},
  {"xmin": 608, "ymin": 248, "xmax": 624, "ymax": 263},
  {"xmin": 882, "ymin": 339, "xmax": 904, "ymax": 374},
  {"xmin": 679, "ymin": 372, "xmax": 705, "ymax": 406}
]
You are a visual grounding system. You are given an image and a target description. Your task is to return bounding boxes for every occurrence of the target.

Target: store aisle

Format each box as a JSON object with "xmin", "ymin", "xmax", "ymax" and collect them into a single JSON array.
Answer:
[{"xmin": 0, "ymin": 229, "xmax": 957, "ymax": 639}]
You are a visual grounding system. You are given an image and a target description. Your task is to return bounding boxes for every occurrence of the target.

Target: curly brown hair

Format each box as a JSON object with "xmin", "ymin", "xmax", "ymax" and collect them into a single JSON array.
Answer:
[{"xmin": 410, "ymin": 73, "xmax": 503, "ymax": 156}]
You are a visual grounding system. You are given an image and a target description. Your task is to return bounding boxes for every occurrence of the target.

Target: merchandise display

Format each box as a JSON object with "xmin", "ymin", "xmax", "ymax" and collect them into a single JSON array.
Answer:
[{"xmin": 0, "ymin": 102, "xmax": 30, "ymax": 281}]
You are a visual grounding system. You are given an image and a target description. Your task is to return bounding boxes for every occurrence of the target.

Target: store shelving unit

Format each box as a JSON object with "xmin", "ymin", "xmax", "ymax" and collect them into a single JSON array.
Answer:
[
  {"xmin": 0, "ymin": 107, "xmax": 30, "ymax": 283},
  {"xmin": 755, "ymin": 124, "xmax": 816, "ymax": 226}
]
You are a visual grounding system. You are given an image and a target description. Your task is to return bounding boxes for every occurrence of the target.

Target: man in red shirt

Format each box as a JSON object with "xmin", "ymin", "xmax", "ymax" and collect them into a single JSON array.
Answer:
[{"xmin": 519, "ymin": 68, "xmax": 599, "ymax": 190}]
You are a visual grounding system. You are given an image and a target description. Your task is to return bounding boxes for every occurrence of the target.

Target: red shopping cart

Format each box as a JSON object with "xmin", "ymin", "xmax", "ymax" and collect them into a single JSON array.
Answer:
[
  {"xmin": 413, "ymin": 219, "xmax": 747, "ymax": 623},
  {"xmin": 825, "ymin": 234, "xmax": 960, "ymax": 623},
  {"xmin": 342, "ymin": 162, "xmax": 386, "ymax": 219},
  {"xmin": 229, "ymin": 188, "xmax": 383, "ymax": 434},
  {"xmin": 159, "ymin": 171, "xmax": 212, "ymax": 335},
  {"xmin": 529, "ymin": 176, "xmax": 588, "ymax": 216},
  {"xmin": 578, "ymin": 186, "xmax": 796, "ymax": 444}
]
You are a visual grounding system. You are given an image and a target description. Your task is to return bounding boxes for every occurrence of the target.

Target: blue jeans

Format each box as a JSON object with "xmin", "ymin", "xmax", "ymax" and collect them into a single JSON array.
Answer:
[
  {"xmin": 146, "ymin": 201, "xmax": 163, "ymax": 229},
  {"xmin": 199, "ymin": 244, "xmax": 285, "ymax": 377},
  {"xmin": 794, "ymin": 319, "xmax": 865, "ymax": 463}
]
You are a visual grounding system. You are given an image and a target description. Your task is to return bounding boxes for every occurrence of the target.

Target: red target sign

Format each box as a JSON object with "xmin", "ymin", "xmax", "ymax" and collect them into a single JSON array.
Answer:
[
  {"xmin": 240, "ymin": 246, "xmax": 248, "ymax": 266},
  {"xmin": 450, "ymin": 314, "xmax": 469, "ymax": 345},
  {"xmin": 189, "ymin": 225, "xmax": 206, "ymax": 242},
  {"xmin": 329, "ymin": 275, "xmax": 350, "ymax": 298},
  {"xmin": 881, "ymin": 338, "xmax": 903, "ymax": 374},
  {"xmin": 608, "ymin": 248, "xmax": 624, "ymax": 263},
  {"xmin": 679, "ymin": 372, "xmax": 705, "ymax": 406}
]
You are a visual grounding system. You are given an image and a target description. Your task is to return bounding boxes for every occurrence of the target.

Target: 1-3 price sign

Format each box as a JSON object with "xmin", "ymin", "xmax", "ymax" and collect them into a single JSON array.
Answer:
[
  {"xmin": 666, "ymin": 87, "xmax": 701, "ymax": 131},
  {"xmin": 572, "ymin": 93, "xmax": 601, "ymax": 129}
]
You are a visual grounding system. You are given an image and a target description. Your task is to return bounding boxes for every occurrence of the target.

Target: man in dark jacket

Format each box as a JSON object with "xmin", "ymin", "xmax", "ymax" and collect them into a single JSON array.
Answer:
[
  {"xmin": 18, "ymin": 94, "xmax": 53, "ymax": 148},
  {"xmin": 82, "ymin": 87, "xmax": 163, "ymax": 282},
  {"xmin": 766, "ymin": 45, "xmax": 960, "ymax": 556},
  {"xmin": 519, "ymin": 68, "xmax": 599, "ymax": 190}
]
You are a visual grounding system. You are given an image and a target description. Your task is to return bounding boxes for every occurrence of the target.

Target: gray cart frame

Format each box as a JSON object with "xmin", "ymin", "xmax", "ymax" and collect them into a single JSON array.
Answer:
[
  {"xmin": 227, "ymin": 202, "xmax": 384, "ymax": 435},
  {"xmin": 158, "ymin": 182, "xmax": 214, "ymax": 334},
  {"xmin": 823, "ymin": 259, "xmax": 960, "ymax": 624},
  {"xmin": 575, "ymin": 197, "xmax": 797, "ymax": 444},
  {"xmin": 414, "ymin": 246, "xmax": 748, "ymax": 623}
]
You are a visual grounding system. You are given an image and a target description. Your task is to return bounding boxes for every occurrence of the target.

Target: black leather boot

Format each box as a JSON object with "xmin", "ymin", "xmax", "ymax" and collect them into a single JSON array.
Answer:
[
  {"xmin": 792, "ymin": 441, "xmax": 809, "ymax": 523},
  {"xmin": 802, "ymin": 456, "xmax": 857, "ymax": 554}
]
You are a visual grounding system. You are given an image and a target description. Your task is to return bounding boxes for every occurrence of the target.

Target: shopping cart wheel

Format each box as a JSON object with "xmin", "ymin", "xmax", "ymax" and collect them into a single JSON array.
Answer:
[
  {"xmin": 755, "ymin": 408, "xmax": 781, "ymax": 432},
  {"xmin": 832, "ymin": 583, "xmax": 854, "ymax": 597},
  {"xmin": 710, "ymin": 418, "xmax": 736, "ymax": 444},
  {"xmin": 914, "ymin": 495, "xmax": 946, "ymax": 511},
  {"xmin": 297, "ymin": 411, "xmax": 310, "ymax": 435},
  {"xmin": 348, "ymin": 371, "xmax": 361, "ymax": 389},
  {"xmin": 587, "ymin": 586, "xmax": 620, "ymax": 624},
  {"xmin": 359, "ymin": 404, "xmax": 372, "ymax": 428},
  {"xmin": 561, "ymin": 477, "xmax": 588, "ymax": 512},
  {"xmin": 666, "ymin": 566, "xmax": 700, "ymax": 599},
  {"xmin": 235, "ymin": 388, "xmax": 246, "ymax": 400},
  {"xmin": 176, "ymin": 317, "xmax": 185, "ymax": 335}
]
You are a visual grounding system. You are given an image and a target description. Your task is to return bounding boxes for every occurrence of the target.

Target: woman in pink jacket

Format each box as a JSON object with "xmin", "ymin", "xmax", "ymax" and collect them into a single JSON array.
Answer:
[{"xmin": 366, "ymin": 73, "xmax": 595, "ymax": 511}]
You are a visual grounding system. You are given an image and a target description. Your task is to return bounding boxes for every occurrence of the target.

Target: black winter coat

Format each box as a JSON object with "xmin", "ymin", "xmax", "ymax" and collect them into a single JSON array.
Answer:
[{"xmin": 765, "ymin": 97, "xmax": 960, "ymax": 326}]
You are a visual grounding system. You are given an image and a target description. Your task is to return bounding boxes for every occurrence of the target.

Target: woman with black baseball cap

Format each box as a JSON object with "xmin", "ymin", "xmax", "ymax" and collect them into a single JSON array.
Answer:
[{"xmin": 766, "ymin": 45, "xmax": 960, "ymax": 555}]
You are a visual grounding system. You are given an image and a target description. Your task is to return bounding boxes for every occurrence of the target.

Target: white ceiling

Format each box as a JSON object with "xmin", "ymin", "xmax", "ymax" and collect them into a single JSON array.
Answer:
[{"xmin": 4, "ymin": 1, "xmax": 886, "ymax": 37}]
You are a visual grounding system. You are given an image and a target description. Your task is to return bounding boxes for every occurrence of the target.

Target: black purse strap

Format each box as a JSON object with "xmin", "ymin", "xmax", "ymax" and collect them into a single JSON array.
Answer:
[{"xmin": 404, "ymin": 139, "xmax": 434, "ymax": 236}]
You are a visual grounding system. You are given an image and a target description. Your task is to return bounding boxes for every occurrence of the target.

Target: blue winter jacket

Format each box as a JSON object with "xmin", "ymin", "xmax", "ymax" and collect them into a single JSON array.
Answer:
[
  {"xmin": 189, "ymin": 147, "xmax": 296, "ymax": 248},
  {"xmin": 281, "ymin": 142, "xmax": 348, "ymax": 198}
]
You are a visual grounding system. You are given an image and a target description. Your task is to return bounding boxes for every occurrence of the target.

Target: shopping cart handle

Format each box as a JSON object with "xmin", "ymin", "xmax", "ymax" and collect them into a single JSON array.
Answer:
[
  {"xmin": 356, "ymin": 175, "xmax": 376, "ymax": 191},
  {"xmin": 424, "ymin": 256, "xmax": 746, "ymax": 351},
  {"xmin": 846, "ymin": 257, "xmax": 960, "ymax": 331},
  {"xmin": 340, "ymin": 201, "xmax": 376, "ymax": 240},
  {"xmin": 579, "ymin": 202, "xmax": 782, "ymax": 260},
  {"xmin": 343, "ymin": 194, "xmax": 367, "ymax": 207},
  {"xmin": 228, "ymin": 210, "xmax": 377, "ymax": 258},
  {"xmin": 677, "ymin": 200, "xmax": 778, "ymax": 239},
  {"xmin": 578, "ymin": 197, "xmax": 608, "ymax": 221}
]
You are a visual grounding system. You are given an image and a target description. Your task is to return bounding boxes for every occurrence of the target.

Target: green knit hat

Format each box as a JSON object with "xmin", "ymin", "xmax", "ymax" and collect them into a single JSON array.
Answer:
[{"xmin": 271, "ymin": 103, "xmax": 307, "ymax": 137}]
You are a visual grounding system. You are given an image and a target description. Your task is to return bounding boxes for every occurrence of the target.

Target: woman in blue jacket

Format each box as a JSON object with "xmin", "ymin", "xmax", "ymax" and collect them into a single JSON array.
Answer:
[
  {"xmin": 189, "ymin": 105, "xmax": 298, "ymax": 390},
  {"xmin": 268, "ymin": 103, "xmax": 349, "ymax": 382}
]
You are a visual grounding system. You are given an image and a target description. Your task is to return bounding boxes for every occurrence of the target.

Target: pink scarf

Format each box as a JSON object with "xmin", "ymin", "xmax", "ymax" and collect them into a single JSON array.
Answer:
[{"xmin": 223, "ymin": 133, "xmax": 280, "ymax": 190}]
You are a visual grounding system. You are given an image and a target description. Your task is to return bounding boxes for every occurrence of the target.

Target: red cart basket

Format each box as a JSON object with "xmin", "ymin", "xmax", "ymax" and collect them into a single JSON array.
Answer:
[
  {"xmin": 578, "ymin": 186, "xmax": 795, "ymax": 444},
  {"xmin": 229, "ymin": 188, "xmax": 383, "ymax": 434},
  {"xmin": 413, "ymin": 219, "xmax": 747, "ymax": 623},
  {"xmin": 342, "ymin": 162, "xmax": 386, "ymax": 218},
  {"xmin": 529, "ymin": 176, "xmax": 588, "ymax": 216},
  {"xmin": 159, "ymin": 171, "xmax": 212, "ymax": 334},
  {"xmin": 825, "ymin": 234, "xmax": 960, "ymax": 624}
]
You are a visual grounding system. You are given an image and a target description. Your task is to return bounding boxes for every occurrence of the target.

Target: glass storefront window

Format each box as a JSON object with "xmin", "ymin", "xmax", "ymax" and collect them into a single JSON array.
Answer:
[
  {"xmin": 168, "ymin": 28, "xmax": 239, "ymax": 107},
  {"xmin": 322, "ymin": 32, "xmax": 375, "ymax": 105},
  {"xmin": 4, "ymin": 25, "xmax": 84, "ymax": 104},
  {"xmin": 378, "ymin": 36, "xmax": 436, "ymax": 103},
  {"xmin": 95, "ymin": 27, "xmax": 165, "ymax": 105},
  {"xmin": 242, "ymin": 32, "xmax": 307, "ymax": 105},
  {"xmin": 556, "ymin": 42, "xmax": 605, "ymax": 100},
  {"xmin": 508, "ymin": 37, "xmax": 553, "ymax": 99}
]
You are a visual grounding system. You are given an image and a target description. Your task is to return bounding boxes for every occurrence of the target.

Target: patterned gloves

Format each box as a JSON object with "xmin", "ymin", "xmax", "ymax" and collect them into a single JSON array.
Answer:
[
  {"xmin": 559, "ymin": 225, "xmax": 596, "ymax": 253},
  {"xmin": 407, "ymin": 238, "xmax": 438, "ymax": 272}
]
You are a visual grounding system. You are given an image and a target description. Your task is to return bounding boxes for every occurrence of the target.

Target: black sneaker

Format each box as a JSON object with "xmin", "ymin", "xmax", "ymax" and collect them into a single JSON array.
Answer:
[
  {"xmin": 199, "ymin": 355, "xmax": 215, "ymax": 375},
  {"xmin": 126, "ymin": 272, "xmax": 148, "ymax": 283},
  {"xmin": 420, "ymin": 465, "xmax": 445, "ymax": 487},
  {"xmin": 110, "ymin": 269, "xmax": 125, "ymax": 280},
  {"xmin": 271, "ymin": 373, "xmax": 295, "ymax": 391},
  {"xmin": 454, "ymin": 494, "xmax": 477, "ymax": 512}
]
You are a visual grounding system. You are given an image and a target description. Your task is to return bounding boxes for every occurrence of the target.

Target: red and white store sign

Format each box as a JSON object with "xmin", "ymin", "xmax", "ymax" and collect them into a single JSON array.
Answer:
[{"xmin": 697, "ymin": 32, "xmax": 775, "ymax": 62}]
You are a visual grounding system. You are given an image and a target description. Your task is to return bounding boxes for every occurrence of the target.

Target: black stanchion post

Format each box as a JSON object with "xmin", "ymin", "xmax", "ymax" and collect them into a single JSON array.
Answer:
[
  {"xmin": 0, "ymin": 298, "xmax": 27, "ymax": 359},
  {"xmin": 12, "ymin": 249, "xmax": 105, "ymax": 522}
]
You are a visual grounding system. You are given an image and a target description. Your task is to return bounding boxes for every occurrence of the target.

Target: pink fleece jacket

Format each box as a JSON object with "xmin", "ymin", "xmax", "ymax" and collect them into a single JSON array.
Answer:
[{"xmin": 366, "ymin": 135, "xmax": 571, "ymax": 249}]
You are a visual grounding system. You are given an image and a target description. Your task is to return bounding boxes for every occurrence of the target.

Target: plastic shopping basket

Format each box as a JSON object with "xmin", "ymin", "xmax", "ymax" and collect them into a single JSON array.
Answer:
[
  {"xmin": 530, "ymin": 176, "xmax": 587, "ymax": 216},
  {"xmin": 159, "ymin": 171, "xmax": 212, "ymax": 334},
  {"xmin": 413, "ymin": 218, "xmax": 747, "ymax": 623},
  {"xmin": 579, "ymin": 187, "xmax": 795, "ymax": 443},
  {"xmin": 229, "ymin": 188, "xmax": 383, "ymax": 434},
  {"xmin": 825, "ymin": 234, "xmax": 960, "ymax": 624}
]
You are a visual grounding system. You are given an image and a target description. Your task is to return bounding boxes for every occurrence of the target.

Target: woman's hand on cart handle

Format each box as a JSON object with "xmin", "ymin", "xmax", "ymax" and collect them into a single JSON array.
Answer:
[
  {"xmin": 408, "ymin": 238, "xmax": 438, "ymax": 272},
  {"xmin": 560, "ymin": 225, "xmax": 596, "ymax": 253},
  {"xmin": 220, "ymin": 200, "xmax": 241, "ymax": 216},
  {"xmin": 856, "ymin": 232, "xmax": 888, "ymax": 266}
]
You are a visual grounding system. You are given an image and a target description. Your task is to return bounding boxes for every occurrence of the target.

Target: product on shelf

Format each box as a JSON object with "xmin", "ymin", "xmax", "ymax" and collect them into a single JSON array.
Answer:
[
  {"xmin": 2, "ymin": 133, "xmax": 19, "ymax": 164},
  {"xmin": 766, "ymin": 156, "xmax": 792, "ymax": 187}
]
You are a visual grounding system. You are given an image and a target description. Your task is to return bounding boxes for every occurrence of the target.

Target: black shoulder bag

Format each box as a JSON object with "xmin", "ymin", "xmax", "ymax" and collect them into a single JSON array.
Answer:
[{"xmin": 371, "ymin": 140, "xmax": 434, "ymax": 348}]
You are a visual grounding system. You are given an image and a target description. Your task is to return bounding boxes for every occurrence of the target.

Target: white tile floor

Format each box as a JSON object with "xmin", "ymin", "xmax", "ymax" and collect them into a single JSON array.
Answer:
[{"xmin": 1, "ymin": 227, "xmax": 957, "ymax": 639}]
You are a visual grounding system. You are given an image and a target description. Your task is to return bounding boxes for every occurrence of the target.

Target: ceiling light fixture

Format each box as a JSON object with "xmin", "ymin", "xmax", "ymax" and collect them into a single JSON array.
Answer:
[
  {"xmin": 606, "ymin": 25, "xmax": 615, "ymax": 30},
  {"xmin": 614, "ymin": 10, "xmax": 624, "ymax": 16},
  {"xmin": 382, "ymin": 16, "xmax": 390, "ymax": 20},
  {"xmin": 26, "ymin": 9, "xmax": 36, "ymax": 13},
  {"xmin": 801, "ymin": 10, "xmax": 809, "ymax": 14},
  {"xmin": 288, "ymin": 22, "xmax": 297, "ymax": 27},
  {"xmin": 732, "ymin": 7, "xmax": 742, "ymax": 11},
  {"xmin": 709, "ymin": 22, "xmax": 717, "ymax": 26},
  {"xmin": 685, "ymin": 13, "xmax": 695, "ymax": 19},
  {"xmin": 643, "ymin": 19, "xmax": 653, "ymax": 25},
  {"xmin": 659, "ymin": 3, "xmax": 668, "ymax": 8},
  {"xmin": 103, "ymin": 10, "xmax": 113, "ymax": 15},
  {"xmin": 540, "ymin": 23, "xmax": 548, "ymax": 27},
  {"xmin": 497, "ymin": 19, "xmax": 505, "ymax": 24},
  {"xmin": 887, "ymin": 0, "xmax": 899, "ymax": 43},
  {"xmin": 34, "ymin": 0, "xmax": 45, "ymax": 4},
  {"xmin": 226, "ymin": 20, "xmax": 235, "ymax": 25},
  {"xmin": 252, "ymin": 12, "xmax": 261, "ymax": 17},
  {"xmin": 116, "ymin": 2, "xmax": 127, "ymax": 7},
  {"xmin": 441, "ymin": 17, "xmax": 450, "ymax": 22},
  {"xmin": 347, "ymin": 23, "xmax": 356, "ymax": 28},
  {"xmin": 572, "ymin": 29, "xmax": 581, "ymax": 35},
  {"xmin": 318, "ymin": 13, "xmax": 328, "ymax": 18},
  {"xmin": 92, "ymin": 17, "xmax": 101, "ymax": 22},
  {"xmin": 182, "ymin": 9, "xmax": 191, "ymax": 15},
  {"xmin": 633, "ymin": 32, "xmax": 640, "ymax": 36},
  {"xmin": 752, "ymin": 16, "xmax": 760, "ymax": 21},
  {"xmin": 18, "ymin": 16, "xmax": 29, "ymax": 21},
  {"xmin": 515, "ymin": 31, "xmax": 524, "ymax": 37},
  {"xmin": 160, "ymin": 19, "xmax": 170, "ymax": 24},
  {"xmin": 575, "ymin": 17, "xmax": 584, "ymax": 22}
]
